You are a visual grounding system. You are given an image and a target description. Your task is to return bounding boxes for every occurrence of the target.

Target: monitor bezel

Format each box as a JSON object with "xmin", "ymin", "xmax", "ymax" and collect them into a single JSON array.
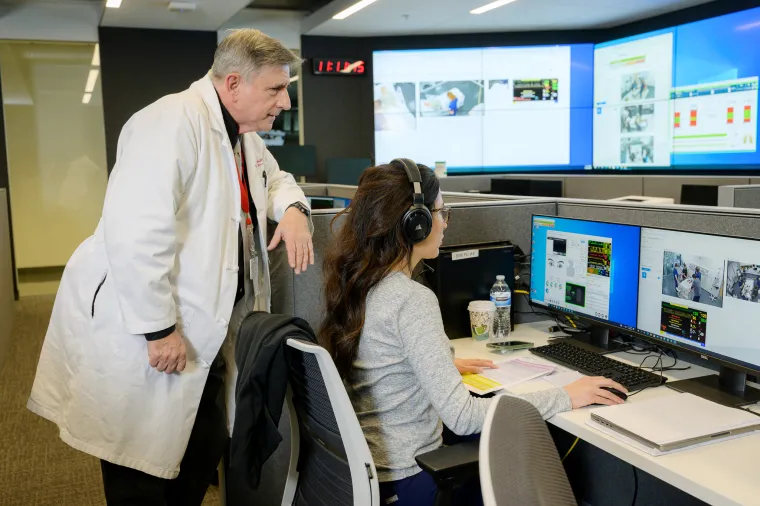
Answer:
[{"xmin": 528, "ymin": 213, "xmax": 760, "ymax": 376}]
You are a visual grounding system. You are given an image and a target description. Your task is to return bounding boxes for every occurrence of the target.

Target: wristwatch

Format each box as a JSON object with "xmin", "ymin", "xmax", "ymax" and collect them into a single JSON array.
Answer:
[{"xmin": 287, "ymin": 202, "xmax": 311, "ymax": 218}]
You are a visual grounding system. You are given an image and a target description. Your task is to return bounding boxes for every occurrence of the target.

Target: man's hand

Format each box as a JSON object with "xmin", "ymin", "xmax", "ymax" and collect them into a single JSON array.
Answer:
[
  {"xmin": 267, "ymin": 206, "xmax": 314, "ymax": 275},
  {"xmin": 454, "ymin": 358, "xmax": 498, "ymax": 375},
  {"xmin": 147, "ymin": 330, "xmax": 187, "ymax": 374}
]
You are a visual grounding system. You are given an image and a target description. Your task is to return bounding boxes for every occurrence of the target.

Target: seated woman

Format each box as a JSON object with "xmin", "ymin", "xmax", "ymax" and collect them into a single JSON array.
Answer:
[{"xmin": 318, "ymin": 159, "xmax": 627, "ymax": 506}]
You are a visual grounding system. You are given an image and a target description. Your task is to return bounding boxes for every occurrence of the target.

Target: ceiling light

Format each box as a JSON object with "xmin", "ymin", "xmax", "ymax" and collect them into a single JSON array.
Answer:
[
  {"xmin": 470, "ymin": 0, "xmax": 518, "ymax": 15},
  {"xmin": 333, "ymin": 0, "xmax": 378, "ymax": 20},
  {"xmin": 85, "ymin": 69, "xmax": 99, "ymax": 93},
  {"xmin": 92, "ymin": 44, "xmax": 100, "ymax": 67},
  {"xmin": 82, "ymin": 93, "xmax": 92, "ymax": 104},
  {"xmin": 106, "ymin": 0, "xmax": 122, "ymax": 8}
]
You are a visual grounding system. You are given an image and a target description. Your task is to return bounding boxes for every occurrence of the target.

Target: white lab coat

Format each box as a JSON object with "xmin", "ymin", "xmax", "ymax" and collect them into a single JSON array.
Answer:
[{"xmin": 26, "ymin": 75, "xmax": 308, "ymax": 479}]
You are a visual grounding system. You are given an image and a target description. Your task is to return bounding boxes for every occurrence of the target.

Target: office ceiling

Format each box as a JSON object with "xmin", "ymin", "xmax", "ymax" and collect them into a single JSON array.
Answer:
[
  {"xmin": 303, "ymin": 0, "xmax": 718, "ymax": 37},
  {"xmin": 100, "ymin": 0, "xmax": 252, "ymax": 30}
]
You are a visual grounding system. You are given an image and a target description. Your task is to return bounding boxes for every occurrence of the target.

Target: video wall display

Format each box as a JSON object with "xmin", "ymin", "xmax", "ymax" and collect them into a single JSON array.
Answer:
[
  {"xmin": 372, "ymin": 45, "xmax": 594, "ymax": 173},
  {"xmin": 370, "ymin": 7, "xmax": 760, "ymax": 173},
  {"xmin": 594, "ymin": 7, "xmax": 760, "ymax": 170}
]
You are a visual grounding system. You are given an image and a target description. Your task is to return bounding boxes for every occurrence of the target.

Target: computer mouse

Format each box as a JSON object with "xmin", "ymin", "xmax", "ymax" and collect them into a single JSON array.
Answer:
[{"xmin": 600, "ymin": 387, "xmax": 628, "ymax": 401}]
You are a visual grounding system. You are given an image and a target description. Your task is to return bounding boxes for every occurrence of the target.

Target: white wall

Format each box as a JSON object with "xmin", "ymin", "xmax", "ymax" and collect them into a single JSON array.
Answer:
[
  {"xmin": 0, "ymin": 2, "xmax": 100, "ymax": 42},
  {"xmin": 217, "ymin": 9, "xmax": 304, "ymax": 50}
]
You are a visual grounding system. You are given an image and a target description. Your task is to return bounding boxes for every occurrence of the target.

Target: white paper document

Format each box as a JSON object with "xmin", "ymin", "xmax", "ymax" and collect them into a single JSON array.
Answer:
[{"xmin": 481, "ymin": 358, "xmax": 556, "ymax": 389}]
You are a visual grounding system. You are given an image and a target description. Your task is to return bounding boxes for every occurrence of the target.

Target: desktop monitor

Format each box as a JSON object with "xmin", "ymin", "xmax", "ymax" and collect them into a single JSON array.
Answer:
[
  {"xmin": 529, "ymin": 215, "xmax": 641, "ymax": 353},
  {"xmin": 423, "ymin": 242, "xmax": 515, "ymax": 339},
  {"xmin": 491, "ymin": 179, "xmax": 563, "ymax": 198},
  {"xmin": 680, "ymin": 185, "xmax": 719, "ymax": 206},
  {"xmin": 267, "ymin": 145, "xmax": 317, "ymax": 179},
  {"xmin": 637, "ymin": 226, "xmax": 760, "ymax": 406}
]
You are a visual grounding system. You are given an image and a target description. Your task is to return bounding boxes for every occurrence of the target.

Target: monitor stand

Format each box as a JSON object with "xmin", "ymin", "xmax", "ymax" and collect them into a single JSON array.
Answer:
[
  {"xmin": 666, "ymin": 367, "xmax": 760, "ymax": 407},
  {"xmin": 567, "ymin": 326, "xmax": 627, "ymax": 355}
]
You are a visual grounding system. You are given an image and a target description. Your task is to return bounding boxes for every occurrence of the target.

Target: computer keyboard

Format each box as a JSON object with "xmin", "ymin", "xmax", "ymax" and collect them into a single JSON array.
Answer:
[{"xmin": 530, "ymin": 341, "xmax": 666, "ymax": 391}]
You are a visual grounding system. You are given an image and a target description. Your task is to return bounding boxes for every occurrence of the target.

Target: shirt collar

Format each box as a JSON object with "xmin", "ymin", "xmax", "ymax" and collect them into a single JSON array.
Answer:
[{"xmin": 215, "ymin": 90, "xmax": 240, "ymax": 148}]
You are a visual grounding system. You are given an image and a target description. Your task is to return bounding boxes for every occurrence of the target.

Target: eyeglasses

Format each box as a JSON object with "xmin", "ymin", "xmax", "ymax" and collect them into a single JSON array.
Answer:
[{"xmin": 429, "ymin": 206, "xmax": 451, "ymax": 225}]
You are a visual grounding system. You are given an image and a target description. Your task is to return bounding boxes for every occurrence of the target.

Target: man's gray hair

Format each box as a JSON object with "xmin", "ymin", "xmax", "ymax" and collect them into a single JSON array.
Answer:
[{"xmin": 212, "ymin": 29, "xmax": 302, "ymax": 80}]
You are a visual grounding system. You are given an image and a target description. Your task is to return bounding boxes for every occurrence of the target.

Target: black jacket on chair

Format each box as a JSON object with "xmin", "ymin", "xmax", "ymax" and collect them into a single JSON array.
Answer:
[{"xmin": 228, "ymin": 311, "xmax": 317, "ymax": 501}]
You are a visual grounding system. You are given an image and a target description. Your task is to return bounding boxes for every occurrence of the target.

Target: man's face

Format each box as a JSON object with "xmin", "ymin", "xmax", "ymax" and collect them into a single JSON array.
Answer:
[{"xmin": 228, "ymin": 65, "xmax": 291, "ymax": 134}]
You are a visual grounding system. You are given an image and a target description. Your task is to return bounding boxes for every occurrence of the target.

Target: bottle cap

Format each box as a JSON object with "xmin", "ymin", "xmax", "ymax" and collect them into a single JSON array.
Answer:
[{"xmin": 496, "ymin": 275, "xmax": 505, "ymax": 281}]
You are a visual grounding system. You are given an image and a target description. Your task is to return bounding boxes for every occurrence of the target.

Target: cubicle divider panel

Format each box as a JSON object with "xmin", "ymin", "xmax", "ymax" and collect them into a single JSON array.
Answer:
[
  {"xmin": 563, "ymin": 176, "xmax": 643, "ymax": 200},
  {"xmin": 286, "ymin": 201, "xmax": 558, "ymax": 331},
  {"xmin": 557, "ymin": 201, "xmax": 760, "ymax": 240},
  {"xmin": 642, "ymin": 177, "xmax": 751, "ymax": 205},
  {"xmin": 0, "ymin": 189, "xmax": 13, "ymax": 370},
  {"xmin": 733, "ymin": 186, "xmax": 760, "ymax": 210},
  {"xmin": 438, "ymin": 176, "xmax": 493, "ymax": 193}
]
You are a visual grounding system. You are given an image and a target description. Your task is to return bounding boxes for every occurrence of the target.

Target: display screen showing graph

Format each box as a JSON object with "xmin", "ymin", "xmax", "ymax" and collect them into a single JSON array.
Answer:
[{"xmin": 594, "ymin": 7, "xmax": 760, "ymax": 169}]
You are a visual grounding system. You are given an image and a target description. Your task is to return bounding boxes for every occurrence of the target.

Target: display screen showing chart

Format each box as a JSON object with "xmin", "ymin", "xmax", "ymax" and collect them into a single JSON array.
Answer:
[
  {"xmin": 593, "ymin": 7, "xmax": 760, "ymax": 169},
  {"xmin": 373, "ymin": 45, "xmax": 594, "ymax": 173}
]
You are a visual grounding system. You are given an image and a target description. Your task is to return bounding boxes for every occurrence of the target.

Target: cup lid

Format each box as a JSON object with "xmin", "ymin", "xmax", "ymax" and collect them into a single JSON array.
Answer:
[{"xmin": 468, "ymin": 301, "xmax": 496, "ymax": 310}]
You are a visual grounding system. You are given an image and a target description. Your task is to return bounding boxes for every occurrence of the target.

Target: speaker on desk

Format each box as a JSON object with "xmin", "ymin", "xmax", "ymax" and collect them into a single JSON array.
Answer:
[{"xmin": 422, "ymin": 242, "xmax": 515, "ymax": 339}]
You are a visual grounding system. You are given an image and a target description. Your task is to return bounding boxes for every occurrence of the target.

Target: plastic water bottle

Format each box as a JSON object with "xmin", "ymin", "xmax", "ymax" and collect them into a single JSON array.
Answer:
[{"xmin": 490, "ymin": 275, "xmax": 511, "ymax": 342}]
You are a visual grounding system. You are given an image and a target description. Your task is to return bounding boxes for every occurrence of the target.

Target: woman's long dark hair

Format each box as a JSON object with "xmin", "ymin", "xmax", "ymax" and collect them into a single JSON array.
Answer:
[{"xmin": 319, "ymin": 161, "xmax": 440, "ymax": 378}]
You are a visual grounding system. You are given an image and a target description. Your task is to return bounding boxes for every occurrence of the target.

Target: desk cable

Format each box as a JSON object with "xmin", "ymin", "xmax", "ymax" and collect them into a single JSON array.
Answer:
[{"xmin": 561, "ymin": 437, "xmax": 579, "ymax": 463}]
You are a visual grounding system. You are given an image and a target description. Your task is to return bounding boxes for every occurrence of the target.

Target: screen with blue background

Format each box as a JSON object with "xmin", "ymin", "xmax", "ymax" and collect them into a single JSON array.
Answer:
[
  {"xmin": 530, "ymin": 216, "xmax": 641, "ymax": 328},
  {"xmin": 372, "ymin": 44, "xmax": 593, "ymax": 174},
  {"xmin": 593, "ymin": 7, "xmax": 760, "ymax": 170},
  {"xmin": 673, "ymin": 8, "xmax": 760, "ymax": 168}
]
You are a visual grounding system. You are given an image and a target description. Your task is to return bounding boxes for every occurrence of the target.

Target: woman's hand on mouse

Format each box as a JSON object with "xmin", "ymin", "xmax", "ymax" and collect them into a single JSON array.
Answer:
[{"xmin": 564, "ymin": 376, "xmax": 628, "ymax": 408}]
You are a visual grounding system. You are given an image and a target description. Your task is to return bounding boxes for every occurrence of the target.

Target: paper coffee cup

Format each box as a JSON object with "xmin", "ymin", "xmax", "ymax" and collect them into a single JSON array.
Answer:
[{"xmin": 468, "ymin": 301, "xmax": 496, "ymax": 341}]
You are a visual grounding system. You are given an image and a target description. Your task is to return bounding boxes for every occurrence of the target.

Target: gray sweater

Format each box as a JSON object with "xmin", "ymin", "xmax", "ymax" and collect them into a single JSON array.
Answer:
[{"xmin": 347, "ymin": 272, "xmax": 573, "ymax": 482}]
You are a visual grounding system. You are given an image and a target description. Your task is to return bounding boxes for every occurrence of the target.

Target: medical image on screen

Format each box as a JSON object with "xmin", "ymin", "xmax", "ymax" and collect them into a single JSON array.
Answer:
[
  {"xmin": 550, "ymin": 237, "xmax": 567, "ymax": 256},
  {"xmin": 374, "ymin": 82, "xmax": 417, "ymax": 132},
  {"xmin": 726, "ymin": 261, "xmax": 760, "ymax": 303},
  {"xmin": 621, "ymin": 136, "xmax": 655, "ymax": 164},
  {"xmin": 513, "ymin": 79, "xmax": 559, "ymax": 102},
  {"xmin": 661, "ymin": 251, "xmax": 724, "ymax": 308},
  {"xmin": 565, "ymin": 283, "xmax": 586, "ymax": 307},
  {"xmin": 621, "ymin": 72, "xmax": 656, "ymax": 102},
  {"xmin": 660, "ymin": 301, "xmax": 708, "ymax": 344},
  {"xmin": 420, "ymin": 81, "xmax": 485, "ymax": 117},
  {"xmin": 621, "ymin": 105, "xmax": 655, "ymax": 134}
]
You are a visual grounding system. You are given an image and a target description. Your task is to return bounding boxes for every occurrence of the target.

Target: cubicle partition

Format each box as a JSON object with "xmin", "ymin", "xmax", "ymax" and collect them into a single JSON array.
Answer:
[
  {"xmin": 0, "ymin": 189, "xmax": 13, "ymax": 370},
  {"xmin": 557, "ymin": 199, "xmax": 760, "ymax": 240},
  {"xmin": 718, "ymin": 184, "xmax": 760, "ymax": 210},
  {"xmin": 438, "ymin": 174, "xmax": 757, "ymax": 203},
  {"xmin": 277, "ymin": 199, "xmax": 557, "ymax": 331}
]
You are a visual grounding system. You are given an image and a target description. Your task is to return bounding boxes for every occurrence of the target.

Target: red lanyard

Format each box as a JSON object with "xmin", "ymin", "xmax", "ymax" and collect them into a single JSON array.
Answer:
[{"xmin": 235, "ymin": 146, "xmax": 252, "ymax": 226}]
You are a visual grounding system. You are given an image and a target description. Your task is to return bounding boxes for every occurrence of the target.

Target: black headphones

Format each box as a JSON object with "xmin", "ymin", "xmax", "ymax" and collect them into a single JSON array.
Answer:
[{"xmin": 391, "ymin": 158, "xmax": 433, "ymax": 244}]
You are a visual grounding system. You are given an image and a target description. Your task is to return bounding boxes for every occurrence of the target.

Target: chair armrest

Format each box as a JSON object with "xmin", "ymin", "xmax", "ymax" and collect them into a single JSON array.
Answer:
[{"xmin": 415, "ymin": 441, "xmax": 480, "ymax": 483}]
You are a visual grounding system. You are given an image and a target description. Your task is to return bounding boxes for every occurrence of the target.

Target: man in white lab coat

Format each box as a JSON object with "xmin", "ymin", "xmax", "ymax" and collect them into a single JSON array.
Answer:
[{"xmin": 27, "ymin": 30, "xmax": 313, "ymax": 505}]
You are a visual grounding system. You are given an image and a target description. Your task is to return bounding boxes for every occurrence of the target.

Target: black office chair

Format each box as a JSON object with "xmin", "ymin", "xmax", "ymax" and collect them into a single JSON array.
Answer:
[{"xmin": 285, "ymin": 338, "xmax": 478, "ymax": 506}]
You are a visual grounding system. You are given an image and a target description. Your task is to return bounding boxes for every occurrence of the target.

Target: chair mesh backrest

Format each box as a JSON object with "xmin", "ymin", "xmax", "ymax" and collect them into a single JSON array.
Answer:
[
  {"xmin": 288, "ymin": 344, "xmax": 353, "ymax": 506},
  {"xmin": 487, "ymin": 396, "xmax": 576, "ymax": 506}
]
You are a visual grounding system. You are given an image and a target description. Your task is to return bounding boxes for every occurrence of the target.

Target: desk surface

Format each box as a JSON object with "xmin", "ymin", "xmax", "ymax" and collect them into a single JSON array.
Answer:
[{"xmin": 452, "ymin": 321, "xmax": 760, "ymax": 506}]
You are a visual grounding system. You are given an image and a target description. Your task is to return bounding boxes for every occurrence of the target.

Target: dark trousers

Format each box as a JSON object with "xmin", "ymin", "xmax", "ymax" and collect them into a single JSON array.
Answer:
[
  {"xmin": 100, "ymin": 356, "xmax": 228, "ymax": 506},
  {"xmin": 379, "ymin": 428, "xmax": 484, "ymax": 506}
]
